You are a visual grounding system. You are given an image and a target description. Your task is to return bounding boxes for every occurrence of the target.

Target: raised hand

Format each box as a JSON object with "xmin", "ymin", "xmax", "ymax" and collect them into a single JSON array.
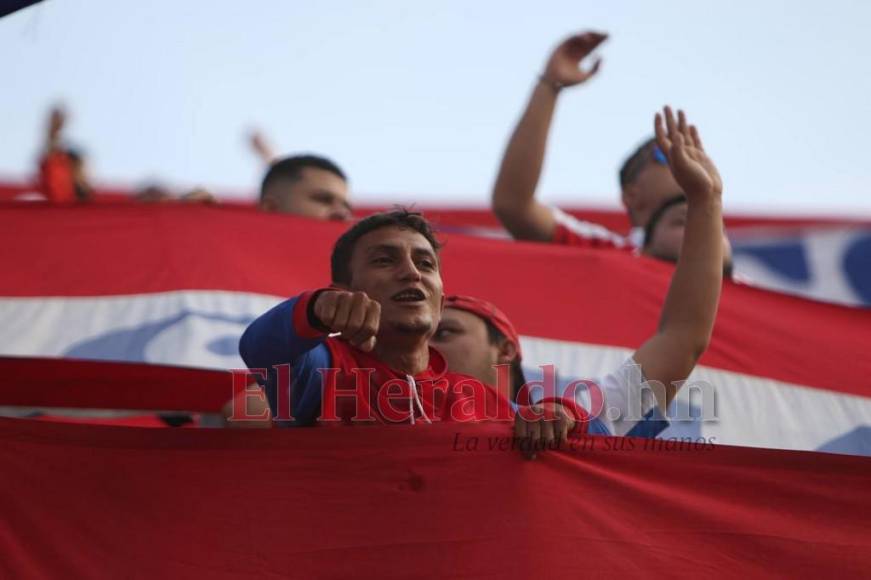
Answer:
[
  {"xmin": 542, "ymin": 32, "xmax": 608, "ymax": 88},
  {"xmin": 654, "ymin": 107, "xmax": 723, "ymax": 199},
  {"xmin": 313, "ymin": 290, "xmax": 381, "ymax": 352},
  {"xmin": 248, "ymin": 129, "xmax": 276, "ymax": 165}
]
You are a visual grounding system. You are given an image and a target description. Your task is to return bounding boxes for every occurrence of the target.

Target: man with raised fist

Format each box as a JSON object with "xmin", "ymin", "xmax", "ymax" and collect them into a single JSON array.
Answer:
[{"xmin": 239, "ymin": 209, "xmax": 587, "ymax": 452}]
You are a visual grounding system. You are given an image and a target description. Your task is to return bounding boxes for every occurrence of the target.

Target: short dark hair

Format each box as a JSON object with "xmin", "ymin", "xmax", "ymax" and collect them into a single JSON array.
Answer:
[
  {"xmin": 260, "ymin": 154, "xmax": 346, "ymax": 200},
  {"xmin": 484, "ymin": 321, "xmax": 526, "ymax": 401},
  {"xmin": 331, "ymin": 208, "xmax": 442, "ymax": 285},
  {"xmin": 618, "ymin": 137, "xmax": 659, "ymax": 189}
]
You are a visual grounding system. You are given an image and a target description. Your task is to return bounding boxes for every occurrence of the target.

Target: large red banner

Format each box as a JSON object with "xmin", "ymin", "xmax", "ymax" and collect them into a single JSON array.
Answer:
[{"xmin": 1, "ymin": 418, "xmax": 869, "ymax": 578}]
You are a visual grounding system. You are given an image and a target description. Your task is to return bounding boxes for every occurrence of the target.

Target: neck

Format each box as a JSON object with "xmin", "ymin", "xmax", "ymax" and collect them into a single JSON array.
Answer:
[{"xmin": 373, "ymin": 334, "xmax": 431, "ymax": 375}]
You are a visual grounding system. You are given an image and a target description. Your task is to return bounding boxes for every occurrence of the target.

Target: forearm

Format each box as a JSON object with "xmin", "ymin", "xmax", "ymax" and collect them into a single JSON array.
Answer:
[
  {"xmin": 491, "ymin": 81, "xmax": 560, "ymax": 241},
  {"xmin": 658, "ymin": 196, "xmax": 723, "ymax": 358},
  {"xmin": 45, "ymin": 129, "xmax": 62, "ymax": 153},
  {"xmin": 239, "ymin": 292, "xmax": 326, "ymax": 371}
]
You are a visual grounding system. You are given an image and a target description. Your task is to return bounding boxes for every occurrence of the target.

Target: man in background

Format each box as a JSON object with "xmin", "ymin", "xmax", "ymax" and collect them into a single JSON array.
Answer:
[
  {"xmin": 251, "ymin": 129, "xmax": 352, "ymax": 221},
  {"xmin": 491, "ymin": 32, "xmax": 731, "ymax": 269}
]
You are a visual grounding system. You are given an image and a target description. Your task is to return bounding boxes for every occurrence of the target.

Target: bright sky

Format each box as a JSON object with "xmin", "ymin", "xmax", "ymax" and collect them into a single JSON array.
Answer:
[{"xmin": 2, "ymin": 0, "xmax": 870, "ymax": 215}]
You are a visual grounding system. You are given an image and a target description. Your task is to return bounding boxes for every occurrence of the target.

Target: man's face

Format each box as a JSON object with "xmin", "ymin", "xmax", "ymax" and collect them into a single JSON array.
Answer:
[
  {"xmin": 261, "ymin": 167, "xmax": 351, "ymax": 221},
  {"xmin": 622, "ymin": 163, "xmax": 682, "ymax": 228},
  {"xmin": 346, "ymin": 226, "xmax": 443, "ymax": 338},
  {"xmin": 431, "ymin": 307, "xmax": 502, "ymax": 386},
  {"xmin": 643, "ymin": 202, "xmax": 734, "ymax": 272}
]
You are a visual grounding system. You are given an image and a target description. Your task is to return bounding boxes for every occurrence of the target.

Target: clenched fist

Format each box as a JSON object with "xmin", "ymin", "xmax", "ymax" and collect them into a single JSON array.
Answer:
[{"xmin": 313, "ymin": 290, "xmax": 381, "ymax": 351}]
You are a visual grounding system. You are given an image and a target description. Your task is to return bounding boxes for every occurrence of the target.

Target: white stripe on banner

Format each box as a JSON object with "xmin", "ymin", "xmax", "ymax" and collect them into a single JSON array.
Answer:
[
  {"xmin": 0, "ymin": 291, "xmax": 282, "ymax": 369},
  {"xmin": 521, "ymin": 336, "xmax": 871, "ymax": 456},
  {"xmin": 1, "ymin": 291, "xmax": 869, "ymax": 456}
]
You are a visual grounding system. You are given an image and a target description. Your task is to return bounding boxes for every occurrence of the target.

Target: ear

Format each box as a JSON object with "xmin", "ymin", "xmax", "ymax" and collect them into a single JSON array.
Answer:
[
  {"xmin": 621, "ymin": 185, "xmax": 639, "ymax": 226},
  {"xmin": 259, "ymin": 196, "xmax": 277, "ymax": 212},
  {"xmin": 496, "ymin": 339, "xmax": 518, "ymax": 365}
]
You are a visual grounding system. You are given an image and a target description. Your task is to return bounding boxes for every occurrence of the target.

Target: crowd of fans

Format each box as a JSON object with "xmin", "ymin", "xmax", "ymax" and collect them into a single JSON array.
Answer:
[{"xmin": 28, "ymin": 31, "xmax": 731, "ymax": 452}]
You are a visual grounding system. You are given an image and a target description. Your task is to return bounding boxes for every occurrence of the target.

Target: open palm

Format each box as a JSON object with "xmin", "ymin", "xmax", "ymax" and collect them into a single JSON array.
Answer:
[
  {"xmin": 543, "ymin": 32, "xmax": 607, "ymax": 87},
  {"xmin": 654, "ymin": 107, "xmax": 722, "ymax": 199}
]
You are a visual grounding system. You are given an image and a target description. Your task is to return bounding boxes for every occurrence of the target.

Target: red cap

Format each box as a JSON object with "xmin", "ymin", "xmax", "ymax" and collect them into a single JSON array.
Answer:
[{"xmin": 444, "ymin": 295, "xmax": 522, "ymax": 360}]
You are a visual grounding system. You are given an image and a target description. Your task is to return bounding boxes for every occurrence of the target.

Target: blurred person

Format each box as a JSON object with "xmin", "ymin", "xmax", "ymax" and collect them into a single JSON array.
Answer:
[
  {"xmin": 135, "ymin": 184, "xmax": 218, "ymax": 204},
  {"xmin": 38, "ymin": 105, "xmax": 93, "ymax": 203},
  {"xmin": 134, "ymin": 184, "xmax": 173, "ymax": 203},
  {"xmin": 491, "ymin": 32, "xmax": 732, "ymax": 270},
  {"xmin": 180, "ymin": 187, "xmax": 217, "ymax": 204},
  {"xmin": 259, "ymin": 154, "xmax": 352, "ymax": 220}
]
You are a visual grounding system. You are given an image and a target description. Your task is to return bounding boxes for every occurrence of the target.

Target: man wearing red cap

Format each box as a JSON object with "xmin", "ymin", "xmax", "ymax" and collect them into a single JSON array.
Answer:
[
  {"xmin": 431, "ymin": 295, "xmax": 525, "ymax": 403},
  {"xmin": 433, "ymin": 296, "xmax": 670, "ymax": 439}
]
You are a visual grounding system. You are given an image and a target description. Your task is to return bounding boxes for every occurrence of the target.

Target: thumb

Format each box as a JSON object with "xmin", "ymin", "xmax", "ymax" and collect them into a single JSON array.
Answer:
[{"xmin": 359, "ymin": 335, "xmax": 377, "ymax": 352}]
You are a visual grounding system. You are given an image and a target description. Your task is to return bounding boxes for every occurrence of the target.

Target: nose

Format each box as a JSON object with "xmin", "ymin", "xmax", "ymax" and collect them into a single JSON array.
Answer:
[
  {"xmin": 329, "ymin": 203, "xmax": 352, "ymax": 222},
  {"xmin": 397, "ymin": 255, "xmax": 422, "ymax": 282}
]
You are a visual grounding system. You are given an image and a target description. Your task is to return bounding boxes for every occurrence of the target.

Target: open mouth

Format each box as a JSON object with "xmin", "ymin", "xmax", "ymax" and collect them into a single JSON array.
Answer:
[{"xmin": 392, "ymin": 288, "xmax": 426, "ymax": 303}]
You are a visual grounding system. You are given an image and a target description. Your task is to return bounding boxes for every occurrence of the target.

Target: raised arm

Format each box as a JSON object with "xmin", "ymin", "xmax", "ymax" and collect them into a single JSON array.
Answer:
[
  {"xmin": 249, "ymin": 129, "xmax": 278, "ymax": 166},
  {"xmin": 45, "ymin": 105, "xmax": 66, "ymax": 153},
  {"xmin": 239, "ymin": 289, "xmax": 381, "ymax": 425},
  {"xmin": 491, "ymin": 32, "xmax": 606, "ymax": 241},
  {"xmin": 239, "ymin": 292, "xmax": 325, "ymax": 372},
  {"xmin": 634, "ymin": 107, "xmax": 724, "ymax": 411}
]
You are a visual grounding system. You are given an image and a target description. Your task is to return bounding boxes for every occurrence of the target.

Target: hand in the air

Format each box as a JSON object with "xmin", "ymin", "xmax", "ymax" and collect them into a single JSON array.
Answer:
[
  {"xmin": 313, "ymin": 290, "xmax": 381, "ymax": 352},
  {"xmin": 542, "ymin": 32, "xmax": 608, "ymax": 88},
  {"xmin": 48, "ymin": 105, "xmax": 67, "ymax": 137},
  {"xmin": 654, "ymin": 106, "xmax": 723, "ymax": 200},
  {"xmin": 249, "ymin": 129, "xmax": 275, "ymax": 164}
]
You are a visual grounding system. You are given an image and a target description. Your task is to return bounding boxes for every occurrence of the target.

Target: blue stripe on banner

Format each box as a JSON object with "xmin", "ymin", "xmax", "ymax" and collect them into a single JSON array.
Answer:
[{"xmin": 626, "ymin": 407, "xmax": 670, "ymax": 439}]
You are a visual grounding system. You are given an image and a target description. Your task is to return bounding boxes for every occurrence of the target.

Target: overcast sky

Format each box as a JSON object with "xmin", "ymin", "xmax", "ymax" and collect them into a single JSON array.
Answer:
[{"xmin": 2, "ymin": 0, "xmax": 870, "ymax": 215}]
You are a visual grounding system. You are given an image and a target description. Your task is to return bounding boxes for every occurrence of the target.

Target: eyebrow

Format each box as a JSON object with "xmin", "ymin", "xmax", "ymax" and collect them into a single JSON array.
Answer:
[{"xmin": 366, "ymin": 244, "xmax": 438, "ymax": 261}]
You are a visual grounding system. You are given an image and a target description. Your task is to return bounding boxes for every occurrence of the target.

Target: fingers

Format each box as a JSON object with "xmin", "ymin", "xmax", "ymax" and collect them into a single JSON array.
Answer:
[
  {"xmin": 359, "ymin": 335, "xmax": 377, "ymax": 353},
  {"xmin": 689, "ymin": 125, "xmax": 705, "ymax": 151},
  {"xmin": 654, "ymin": 113, "xmax": 670, "ymax": 156},
  {"xmin": 331, "ymin": 293, "xmax": 355, "ymax": 331},
  {"xmin": 556, "ymin": 412, "xmax": 571, "ymax": 445},
  {"xmin": 515, "ymin": 403, "xmax": 576, "ymax": 460},
  {"xmin": 567, "ymin": 31, "xmax": 608, "ymax": 51},
  {"xmin": 348, "ymin": 300, "xmax": 381, "ymax": 350},
  {"xmin": 514, "ymin": 415, "xmax": 528, "ymax": 443},
  {"xmin": 313, "ymin": 291, "xmax": 381, "ymax": 350},
  {"xmin": 541, "ymin": 419, "xmax": 555, "ymax": 447},
  {"xmin": 664, "ymin": 106, "xmax": 678, "ymax": 141},
  {"xmin": 313, "ymin": 290, "xmax": 340, "ymax": 328},
  {"xmin": 658, "ymin": 105, "xmax": 687, "ymax": 164},
  {"xmin": 514, "ymin": 413, "xmax": 537, "ymax": 460},
  {"xmin": 677, "ymin": 109, "xmax": 691, "ymax": 147},
  {"xmin": 587, "ymin": 57, "xmax": 603, "ymax": 78},
  {"xmin": 677, "ymin": 109, "xmax": 687, "ymax": 136}
]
